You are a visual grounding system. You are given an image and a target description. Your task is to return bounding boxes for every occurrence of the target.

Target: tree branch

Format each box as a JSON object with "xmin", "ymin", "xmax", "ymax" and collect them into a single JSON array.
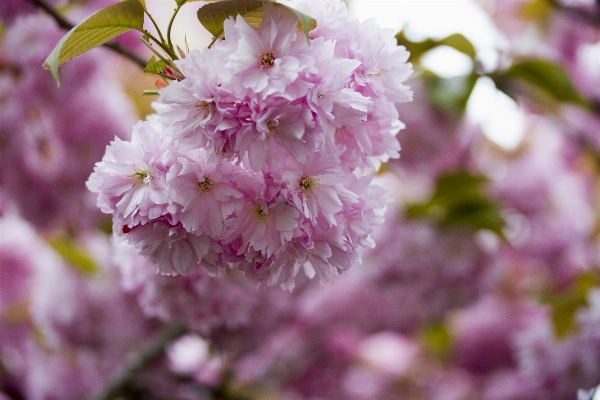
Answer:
[
  {"xmin": 91, "ymin": 321, "xmax": 189, "ymax": 400},
  {"xmin": 24, "ymin": 0, "xmax": 147, "ymax": 69},
  {"xmin": 549, "ymin": 0, "xmax": 600, "ymax": 28}
]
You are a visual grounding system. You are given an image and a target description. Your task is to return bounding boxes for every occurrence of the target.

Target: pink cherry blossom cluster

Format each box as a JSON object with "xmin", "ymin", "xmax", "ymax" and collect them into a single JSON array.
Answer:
[{"xmin": 87, "ymin": 0, "xmax": 412, "ymax": 290}]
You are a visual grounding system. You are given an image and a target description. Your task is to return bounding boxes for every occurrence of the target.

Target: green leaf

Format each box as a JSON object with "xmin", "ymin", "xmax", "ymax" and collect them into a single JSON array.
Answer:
[
  {"xmin": 405, "ymin": 170, "xmax": 505, "ymax": 236},
  {"xmin": 540, "ymin": 272, "xmax": 597, "ymax": 338},
  {"xmin": 176, "ymin": 0, "xmax": 204, "ymax": 5},
  {"xmin": 492, "ymin": 58, "xmax": 590, "ymax": 109},
  {"xmin": 440, "ymin": 34, "xmax": 477, "ymax": 59},
  {"xmin": 419, "ymin": 323, "xmax": 453, "ymax": 360},
  {"xmin": 197, "ymin": 0, "xmax": 315, "ymax": 43},
  {"xmin": 136, "ymin": 0, "xmax": 146, "ymax": 9},
  {"xmin": 396, "ymin": 31, "xmax": 476, "ymax": 62},
  {"xmin": 520, "ymin": 0, "xmax": 553, "ymax": 23},
  {"xmin": 423, "ymin": 71, "xmax": 478, "ymax": 114},
  {"xmin": 48, "ymin": 236, "xmax": 99, "ymax": 275},
  {"xmin": 43, "ymin": 0, "xmax": 145, "ymax": 86},
  {"xmin": 198, "ymin": 0, "xmax": 261, "ymax": 36},
  {"xmin": 144, "ymin": 55, "xmax": 169, "ymax": 74}
]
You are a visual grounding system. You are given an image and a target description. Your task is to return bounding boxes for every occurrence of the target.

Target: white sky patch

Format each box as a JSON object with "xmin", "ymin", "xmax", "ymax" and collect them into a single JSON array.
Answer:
[
  {"xmin": 348, "ymin": 0, "xmax": 501, "ymax": 71},
  {"xmin": 467, "ymin": 77, "xmax": 526, "ymax": 150},
  {"xmin": 420, "ymin": 45, "xmax": 474, "ymax": 78},
  {"xmin": 350, "ymin": 1, "xmax": 523, "ymax": 148},
  {"xmin": 145, "ymin": 0, "xmax": 213, "ymax": 51},
  {"xmin": 579, "ymin": 42, "xmax": 600, "ymax": 97}
]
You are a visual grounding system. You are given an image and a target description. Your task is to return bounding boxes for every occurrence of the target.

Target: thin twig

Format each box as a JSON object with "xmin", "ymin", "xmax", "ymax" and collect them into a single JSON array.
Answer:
[
  {"xmin": 24, "ymin": 0, "xmax": 147, "ymax": 69},
  {"xmin": 144, "ymin": 9, "xmax": 166, "ymax": 45},
  {"xmin": 102, "ymin": 42, "xmax": 147, "ymax": 69},
  {"xmin": 549, "ymin": 0, "xmax": 600, "ymax": 28},
  {"xmin": 167, "ymin": 3, "xmax": 184, "ymax": 52},
  {"xmin": 141, "ymin": 29, "xmax": 180, "ymax": 61},
  {"xmin": 91, "ymin": 321, "xmax": 189, "ymax": 400},
  {"xmin": 26, "ymin": 0, "xmax": 71, "ymax": 29}
]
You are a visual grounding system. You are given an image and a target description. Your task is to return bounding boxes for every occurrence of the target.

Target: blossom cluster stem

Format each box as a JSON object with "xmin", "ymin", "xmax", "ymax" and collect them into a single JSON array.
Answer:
[
  {"xmin": 24, "ymin": 0, "xmax": 147, "ymax": 69},
  {"xmin": 91, "ymin": 321, "xmax": 189, "ymax": 400},
  {"xmin": 139, "ymin": 29, "xmax": 179, "ymax": 61},
  {"xmin": 144, "ymin": 9, "xmax": 166, "ymax": 45},
  {"xmin": 166, "ymin": 3, "xmax": 184, "ymax": 53}
]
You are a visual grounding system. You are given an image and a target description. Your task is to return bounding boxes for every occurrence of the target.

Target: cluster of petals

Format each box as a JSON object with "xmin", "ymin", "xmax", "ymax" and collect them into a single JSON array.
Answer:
[{"xmin": 87, "ymin": 0, "xmax": 412, "ymax": 290}]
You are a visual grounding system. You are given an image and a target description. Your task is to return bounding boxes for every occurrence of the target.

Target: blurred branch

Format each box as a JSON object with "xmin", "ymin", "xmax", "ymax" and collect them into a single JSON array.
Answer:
[
  {"xmin": 549, "ymin": 0, "xmax": 600, "ymax": 28},
  {"xmin": 24, "ymin": 0, "xmax": 147, "ymax": 69},
  {"xmin": 91, "ymin": 321, "xmax": 189, "ymax": 400}
]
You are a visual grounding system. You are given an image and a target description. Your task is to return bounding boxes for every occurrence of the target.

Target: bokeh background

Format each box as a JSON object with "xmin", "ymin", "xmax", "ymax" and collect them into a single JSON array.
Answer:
[{"xmin": 1, "ymin": 0, "xmax": 600, "ymax": 399}]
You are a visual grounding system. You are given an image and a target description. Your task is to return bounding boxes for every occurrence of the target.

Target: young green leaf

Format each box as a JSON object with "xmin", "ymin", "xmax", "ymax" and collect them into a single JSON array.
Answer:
[
  {"xmin": 197, "ymin": 0, "xmax": 315, "ymax": 43},
  {"xmin": 540, "ymin": 272, "xmax": 597, "ymax": 338},
  {"xmin": 43, "ymin": 0, "xmax": 145, "ymax": 86},
  {"xmin": 419, "ymin": 323, "xmax": 453, "ymax": 360},
  {"xmin": 48, "ymin": 236, "xmax": 99, "ymax": 275},
  {"xmin": 144, "ymin": 55, "xmax": 169, "ymax": 74},
  {"xmin": 405, "ymin": 170, "xmax": 506, "ymax": 236}
]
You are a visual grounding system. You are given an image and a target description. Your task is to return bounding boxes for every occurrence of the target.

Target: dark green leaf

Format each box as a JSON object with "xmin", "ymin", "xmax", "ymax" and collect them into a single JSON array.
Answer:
[
  {"xmin": 396, "ymin": 31, "xmax": 476, "ymax": 62},
  {"xmin": 423, "ymin": 71, "xmax": 478, "ymax": 114},
  {"xmin": 440, "ymin": 34, "xmax": 477, "ymax": 59},
  {"xmin": 197, "ymin": 0, "xmax": 315, "ymax": 43},
  {"xmin": 176, "ymin": 0, "xmax": 204, "ymax": 5},
  {"xmin": 492, "ymin": 58, "xmax": 590, "ymax": 108},
  {"xmin": 405, "ymin": 170, "xmax": 505, "ymax": 236},
  {"xmin": 44, "ymin": 0, "xmax": 145, "ymax": 86},
  {"xmin": 198, "ymin": 0, "xmax": 262, "ymax": 36}
]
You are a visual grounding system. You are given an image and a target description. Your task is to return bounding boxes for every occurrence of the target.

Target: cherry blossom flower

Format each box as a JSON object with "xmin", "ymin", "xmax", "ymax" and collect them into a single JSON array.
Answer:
[
  {"xmin": 88, "ymin": 0, "xmax": 413, "ymax": 289},
  {"xmin": 87, "ymin": 119, "xmax": 172, "ymax": 228}
]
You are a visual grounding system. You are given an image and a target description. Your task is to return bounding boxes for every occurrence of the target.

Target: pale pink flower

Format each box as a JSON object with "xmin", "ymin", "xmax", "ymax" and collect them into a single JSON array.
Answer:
[
  {"xmin": 280, "ymin": 151, "xmax": 358, "ymax": 226},
  {"xmin": 241, "ymin": 97, "xmax": 316, "ymax": 170},
  {"xmin": 335, "ymin": 121, "xmax": 402, "ymax": 172},
  {"xmin": 87, "ymin": 0, "xmax": 413, "ymax": 289},
  {"xmin": 349, "ymin": 19, "xmax": 413, "ymax": 104},
  {"xmin": 228, "ymin": 190, "xmax": 301, "ymax": 260},
  {"xmin": 219, "ymin": 3, "xmax": 315, "ymax": 100},
  {"xmin": 306, "ymin": 39, "xmax": 371, "ymax": 130},
  {"xmin": 86, "ymin": 119, "xmax": 172, "ymax": 227},
  {"xmin": 117, "ymin": 243, "xmax": 257, "ymax": 334},
  {"xmin": 125, "ymin": 219, "xmax": 221, "ymax": 276},
  {"xmin": 158, "ymin": 50, "xmax": 231, "ymax": 152},
  {"xmin": 166, "ymin": 148, "xmax": 245, "ymax": 238}
]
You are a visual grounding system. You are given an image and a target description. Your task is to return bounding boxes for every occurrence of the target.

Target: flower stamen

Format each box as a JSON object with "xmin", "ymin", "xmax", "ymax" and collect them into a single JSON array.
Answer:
[
  {"xmin": 195, "ymin": 101, "xmax": 212, "ymax": 118},
  {"xmin": 299, "ymin": 176, "xmax": 317, "ymax": 192},
  {"xmin": 260, "ymin": 50, "xmax": 276, "ymax": 68},
  {"xmin": 130, "ymin": 170, "xmax": 149, "ymax": 182},
  {"xmin": 254, "ymin": 205, "xmax": 267, "ymax": 219},
  {"xmin": 266, "ymin": 119, "xmax": 278, "ymax": 137},
  {"xmin": 197, "ymin": 178, "xmax": 212, "ymax": 192}
]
